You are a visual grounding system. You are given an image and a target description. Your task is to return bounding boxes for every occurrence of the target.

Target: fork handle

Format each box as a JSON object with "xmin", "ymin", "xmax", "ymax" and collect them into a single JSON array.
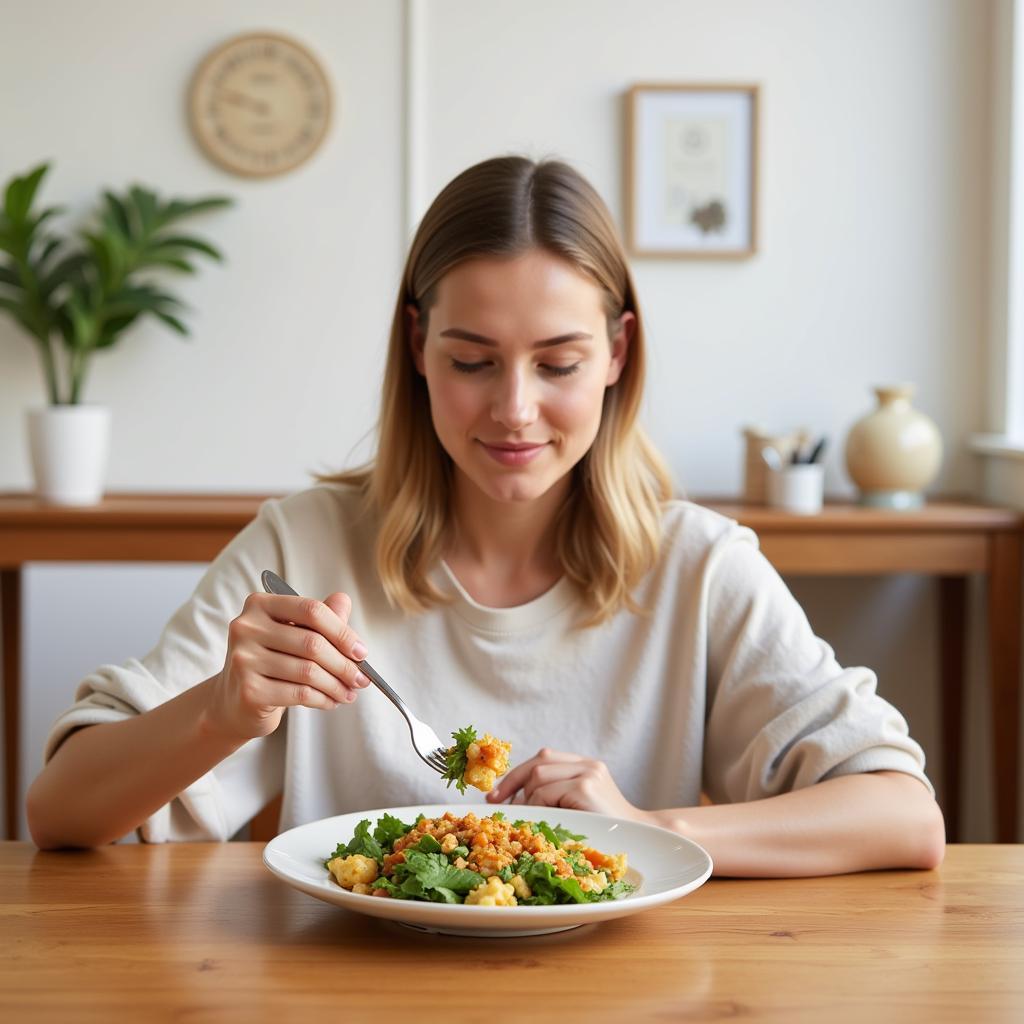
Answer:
[{"xmin": 355, "ymin": 659, "xmax": 414, "ymax": 722}]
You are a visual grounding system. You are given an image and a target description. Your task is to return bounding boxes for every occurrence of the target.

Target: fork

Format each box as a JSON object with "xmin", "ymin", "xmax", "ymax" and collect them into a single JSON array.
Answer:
[{"xmin": 260, "ymin": 569, "xmax": 450, "ymax": 775}]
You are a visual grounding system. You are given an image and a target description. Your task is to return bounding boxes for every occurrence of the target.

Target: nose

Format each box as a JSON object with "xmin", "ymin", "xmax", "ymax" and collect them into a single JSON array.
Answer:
[{"xmin": 490, "ymin": 366, "xmax": 537, "ymax": 431}]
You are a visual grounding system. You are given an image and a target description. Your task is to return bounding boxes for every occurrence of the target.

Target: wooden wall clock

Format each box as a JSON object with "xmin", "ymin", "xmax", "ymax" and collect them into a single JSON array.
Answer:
[{"xmin": 189, "ymin": 32, "xmax": 332, "ymax": 178}]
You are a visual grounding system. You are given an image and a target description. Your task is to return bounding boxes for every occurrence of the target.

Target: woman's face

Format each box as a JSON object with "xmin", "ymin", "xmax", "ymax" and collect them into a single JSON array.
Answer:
[{"xmin": 409, "ymin": 249, "xmax": 632, "ymax": 507}]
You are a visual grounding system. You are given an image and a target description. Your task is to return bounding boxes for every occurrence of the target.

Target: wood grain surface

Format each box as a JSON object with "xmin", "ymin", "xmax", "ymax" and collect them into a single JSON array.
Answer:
[{"xmin": 2, "ymin": 842, "xmax": 1022, "ymax": 1023}]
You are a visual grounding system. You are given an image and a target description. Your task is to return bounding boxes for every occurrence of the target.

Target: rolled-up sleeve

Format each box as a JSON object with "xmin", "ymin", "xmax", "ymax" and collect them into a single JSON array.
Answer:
[
  {"xmin": 42, "ymin": 496, "xmax": 289, "ymax": 842},
  {"xmin": 701, "ymin": 526, "xmax": 933, "ymax": 804}
]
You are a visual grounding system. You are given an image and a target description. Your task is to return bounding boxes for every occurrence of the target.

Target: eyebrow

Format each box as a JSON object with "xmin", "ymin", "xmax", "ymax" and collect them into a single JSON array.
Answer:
[{"xmin": 438, "ymin": 328, "xmax": 593, "ymax": 349}]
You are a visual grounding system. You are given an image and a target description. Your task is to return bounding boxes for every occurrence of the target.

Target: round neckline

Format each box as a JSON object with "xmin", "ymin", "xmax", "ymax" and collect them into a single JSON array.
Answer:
[{"xmin": 436, "ymin": 559, "xmax": 577, "ymax": 632}]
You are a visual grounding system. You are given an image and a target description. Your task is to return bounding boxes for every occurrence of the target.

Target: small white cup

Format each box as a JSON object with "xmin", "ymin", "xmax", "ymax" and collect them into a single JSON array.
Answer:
[{"xmin": 767, "ymin": 463, "xmax": 824, "ymax": 515}]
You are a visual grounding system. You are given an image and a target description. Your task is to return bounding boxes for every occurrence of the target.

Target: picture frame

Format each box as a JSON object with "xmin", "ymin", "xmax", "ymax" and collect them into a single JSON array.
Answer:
[{"xmin": 624, "ymin": 83, "xmax": 759, "ymax": 259}]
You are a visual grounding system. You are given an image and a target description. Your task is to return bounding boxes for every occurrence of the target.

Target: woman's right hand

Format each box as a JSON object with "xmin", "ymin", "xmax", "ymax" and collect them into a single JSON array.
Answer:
[{"xmin": 205, "ymin": 591, "xmax": 371, "ymax": 742}]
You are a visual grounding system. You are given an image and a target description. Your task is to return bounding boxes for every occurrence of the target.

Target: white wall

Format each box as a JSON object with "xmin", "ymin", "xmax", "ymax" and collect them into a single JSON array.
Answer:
[{"xmin": 1, "ymin": 0, "xmax": 1010, "ymax": 841}]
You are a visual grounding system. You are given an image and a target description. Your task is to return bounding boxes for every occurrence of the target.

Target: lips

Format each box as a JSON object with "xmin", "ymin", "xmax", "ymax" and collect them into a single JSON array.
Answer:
[{"xmin": 478, "ymin": 440, "xmax": 549, "ymax": 466}]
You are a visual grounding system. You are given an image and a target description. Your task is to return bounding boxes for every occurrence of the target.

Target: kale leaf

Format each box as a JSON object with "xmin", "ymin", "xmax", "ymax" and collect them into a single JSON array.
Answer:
[{"xmin": 440, "ymin": 725, "xmax": 477, "ymax": 794}]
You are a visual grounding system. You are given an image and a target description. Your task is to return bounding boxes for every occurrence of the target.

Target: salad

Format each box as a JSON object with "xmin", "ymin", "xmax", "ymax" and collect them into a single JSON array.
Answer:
[
  {"xmin": 441, "ymin": 726, "xmax": 511, "ymax": 794},
  {"xmin": 324, "ymin": 810, "xmax": 635, "ymax": 906}
]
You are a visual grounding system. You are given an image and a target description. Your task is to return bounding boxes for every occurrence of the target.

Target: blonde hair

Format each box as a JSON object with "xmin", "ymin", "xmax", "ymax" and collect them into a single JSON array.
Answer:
[{"xmin": 316, "ymin": 155, "xmax": 674, "ymax": 625}]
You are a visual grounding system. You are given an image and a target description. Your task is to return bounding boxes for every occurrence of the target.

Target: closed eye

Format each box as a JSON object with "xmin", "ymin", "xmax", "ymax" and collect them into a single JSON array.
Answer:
[
  {"xmin": 542, "ymin": 363, "xmax": 581, "ymax": 377},
  {"xmin": 450, "ymin": 358, "xmax": 489, "ymax": 374},
  {"xmin": 449, "ymin": 358, "xmax": 581, "ymax": 377}
]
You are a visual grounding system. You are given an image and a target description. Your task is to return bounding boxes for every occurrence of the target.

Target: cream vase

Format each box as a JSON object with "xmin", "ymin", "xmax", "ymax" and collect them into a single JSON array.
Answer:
[
  {"xmin": 27, "ymin": 405, "xmax": 111, "ymax": 505},
  {"xmin": 843, "ymin": 385, "xmax": 942, "ymax": 509}
]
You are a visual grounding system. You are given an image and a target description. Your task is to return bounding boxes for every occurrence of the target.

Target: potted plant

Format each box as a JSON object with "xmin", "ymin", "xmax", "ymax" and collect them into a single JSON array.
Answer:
[{"xmin": 0, "ymin": 162, "xmax": 232, "ymax": 503}]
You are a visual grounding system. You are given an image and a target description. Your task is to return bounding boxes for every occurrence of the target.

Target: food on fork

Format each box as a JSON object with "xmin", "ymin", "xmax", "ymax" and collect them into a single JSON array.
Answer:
[
  {"xmin": 324, "ymin": 811, "xmax": 634, "ymax": 905},
  {"xmin": 441, "ymin": 725, "xmax": 511, "ymax": 794}
]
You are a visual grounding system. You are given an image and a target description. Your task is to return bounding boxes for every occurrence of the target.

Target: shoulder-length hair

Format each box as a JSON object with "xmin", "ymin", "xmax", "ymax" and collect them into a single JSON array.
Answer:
[{"xmin": 316, "ymin": 155, "xmax": 674, "ymax": 625}]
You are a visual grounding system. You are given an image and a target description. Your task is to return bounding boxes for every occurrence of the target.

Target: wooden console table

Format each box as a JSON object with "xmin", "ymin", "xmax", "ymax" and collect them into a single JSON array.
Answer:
[{"xmin": 1, "ymin": 493, "xmax": 1021, "ymax": 843}]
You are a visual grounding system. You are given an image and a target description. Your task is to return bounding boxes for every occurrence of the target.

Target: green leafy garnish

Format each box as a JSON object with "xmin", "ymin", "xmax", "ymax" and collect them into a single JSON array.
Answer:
[
  {"xmin": 441, "ymin": 725, "xmax": 477, "ymax": 794},
  {"xmin": 518, "ymin": 859, "xmax": 589, "ymax": 905},
  {"xmin": 535, "ymin": 820, "xmax": 586, "ymax": 847},
  {"xmin": 323, "ymin": 818, "xmax": 383, "ymax": 867},
  {"xmin": 391, "ymin": 850, "xmax": 485, "ymax": 903},
  {"xmin": 373, "ymin": 813, "xmax": 414, "ymax": 851}
]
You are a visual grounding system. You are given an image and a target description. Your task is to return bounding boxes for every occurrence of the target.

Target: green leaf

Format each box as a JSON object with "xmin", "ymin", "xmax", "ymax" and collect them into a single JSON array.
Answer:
[
  {"xmin": 441, "ymin": 724, "xmax": 477, "ymax": 794},
  {"xmin": 38, "ymin": 236, "xmax": 63, "ymax": 267},
  {"xmin": 28, "ymin": 206, "xmax": 64, "ymax": 237},
  {"xmin": 137, "ymin": 254, "xmax": 195, "ymax": 274},
  {"xmin": 101, "ymin": 190, "xmax": 133, "ymax": 238},
  {"xmin": 372, "ymin": 813, "xmax": 414, "ymax": 851},
  {"xmin": 129, "ymin": 185, "xmax": 159, "ymax": 235},
  {"xmin": 368, "ymin": 876, "xmax": 405, "ymax": 899},
  {"xmin": 394, "ymin": 850, "xmax": 484, "ymax": 897},
  {"xmin": 323, "ymin": 819, "xmax": 383, "ymax": 867},
  {"xmin": 586, "ymin": 879, "xmax": 635, "ymax": 902},
  {"xmin": 427, "ymin": 887, "xmax": 460, "ymax": 904},
  {"xmin": 39, "ymin": 252, "xmax": 89, "ymax": 297},
  {"xmin": 413, "ymin": 834, "xmax": 442, "ymax": 854},
  {"xmin": 519, "ymin": 860, "xmax": 589, "ymax": 905},
  {"xmin": 4, "ymin": 163, "xmax": 49, "ymax": 223},
  {"xmin": 535, "ymin": 821, "xmax": 586, "ymax": 847},
  {"xmin": 146, "ymin": 235, "xmax": 223, "ymax": 261},
  {"xmin": 157, "ymin": 196, "xmax": 233, "ymax": 229}
]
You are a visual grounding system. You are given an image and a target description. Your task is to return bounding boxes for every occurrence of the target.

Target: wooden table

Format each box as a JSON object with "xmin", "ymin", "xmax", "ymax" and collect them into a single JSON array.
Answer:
[
  {"xmin": 1, "ymin": 841, "xmax": 1020, "ymax": 1022},
  {"xmin": 1, "ymin": 494, "xmax": 1021, "ymax": 842}
]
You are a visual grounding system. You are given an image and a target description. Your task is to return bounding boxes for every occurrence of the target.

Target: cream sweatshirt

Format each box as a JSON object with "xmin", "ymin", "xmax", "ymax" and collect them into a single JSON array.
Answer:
[{"xmin": 43, "ymin": 483, "xmax": 932, "ymax": 842}]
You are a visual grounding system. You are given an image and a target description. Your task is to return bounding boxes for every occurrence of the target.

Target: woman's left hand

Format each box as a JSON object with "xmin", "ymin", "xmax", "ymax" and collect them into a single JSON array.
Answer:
[{"xmin": 485, "ymin": 747, "xmax": 644, "ymax": 821}]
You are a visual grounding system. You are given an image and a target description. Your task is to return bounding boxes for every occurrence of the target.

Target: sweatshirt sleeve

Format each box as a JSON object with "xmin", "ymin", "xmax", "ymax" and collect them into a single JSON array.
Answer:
[
  {"xmin": 701, "ymin": 524, "xmax": 934, "ymax": 804},
  {"xmin": 41, "ymin": 496, "xmax": 291, "ymax": 843}
]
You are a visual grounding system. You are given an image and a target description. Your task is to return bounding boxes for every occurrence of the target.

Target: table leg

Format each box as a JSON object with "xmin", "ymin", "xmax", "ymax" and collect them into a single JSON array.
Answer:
[
  {"xmin": 2, "ymin": 568, "xmax": 21, "ymax": 841},
  {"xmin": 939, "ymin": 576, "xmax": 966, "ymax": 842},
  {"xmin": 989, "ymin": 531, "xmax": 1022, "ymax": 843}
]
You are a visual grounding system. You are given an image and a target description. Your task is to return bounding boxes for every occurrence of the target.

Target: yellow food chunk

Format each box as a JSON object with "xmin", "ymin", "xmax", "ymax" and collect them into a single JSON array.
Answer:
[
  {"xmin": 327, "ymin": 853, "xmax": 379, "ymax": 890},
  {"xmin": 461, "ymin": 734, "xmax": 511, "ymax": 793},
  {"xmin": 509, "ymin": 874, "xmax": 532, "ymax": 900},
  {"xmin": 465, "ymin": 875, "xmax": 518, "ymax": 907}
]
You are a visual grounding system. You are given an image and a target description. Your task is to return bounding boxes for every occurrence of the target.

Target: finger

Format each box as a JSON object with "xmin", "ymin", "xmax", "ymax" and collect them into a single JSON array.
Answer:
[
  {"xmin": 252, "ymin": 649, "xmax": 358, "ymax": 704},
  {"xmin": 256, "ymin": 675, "xmax": 342, "ymax": 711},
  {"xmin": 255, "ymin": 617, "xmax": 370, "ymax": 691},
  {"xmin": 518, "ymin": 762, "xmax": 585, "ymax": 805},
  {"xmin": 323, "ymin": 591, "xmax": 352, "ymax": 623},
  {"xmin": 525, "ymin": 779, "xmax": 589, "ymax": 811},
  {"xmin": 488, "ymin": 748, "xmax": 580, "ymax": 803},
  {"xmin": 257, "ymin": 593, "xmax": 368, "ymax": 663}
]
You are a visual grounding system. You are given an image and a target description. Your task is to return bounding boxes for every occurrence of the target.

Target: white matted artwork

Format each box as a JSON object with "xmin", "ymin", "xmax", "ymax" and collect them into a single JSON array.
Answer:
[{"xmin": 625, "ymin": 84, "xmax": 759, "ymax": 259}]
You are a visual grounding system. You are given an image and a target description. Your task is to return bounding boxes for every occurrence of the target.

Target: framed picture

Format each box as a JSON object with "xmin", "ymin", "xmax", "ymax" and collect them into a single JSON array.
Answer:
[{"xmin": 624, "ymin": 83, "xmax": 759, "ymax": 259}]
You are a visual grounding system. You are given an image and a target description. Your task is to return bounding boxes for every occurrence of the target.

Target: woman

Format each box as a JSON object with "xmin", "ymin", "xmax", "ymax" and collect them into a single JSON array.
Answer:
[{"xmin": 27, "ymin": 156, "xmax": 945, "ymax": 875}]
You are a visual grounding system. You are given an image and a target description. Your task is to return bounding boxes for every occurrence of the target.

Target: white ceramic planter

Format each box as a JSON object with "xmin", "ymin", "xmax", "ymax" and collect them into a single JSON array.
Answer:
[{"xmin": 26, "ymin": 405, "xmax": 111, "ymax": 505}]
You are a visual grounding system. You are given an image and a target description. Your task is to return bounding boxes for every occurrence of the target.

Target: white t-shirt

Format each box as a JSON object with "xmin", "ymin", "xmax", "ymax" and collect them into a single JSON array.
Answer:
[{"xmin": 43, "ymin": 483, "xmax": 932, "ymax": 842}]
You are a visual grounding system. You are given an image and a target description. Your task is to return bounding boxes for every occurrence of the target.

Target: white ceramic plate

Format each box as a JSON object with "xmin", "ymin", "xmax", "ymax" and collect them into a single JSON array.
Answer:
[{"xmin": 263, "ymin": 803, "xmax": 713, "ymax": 937}]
